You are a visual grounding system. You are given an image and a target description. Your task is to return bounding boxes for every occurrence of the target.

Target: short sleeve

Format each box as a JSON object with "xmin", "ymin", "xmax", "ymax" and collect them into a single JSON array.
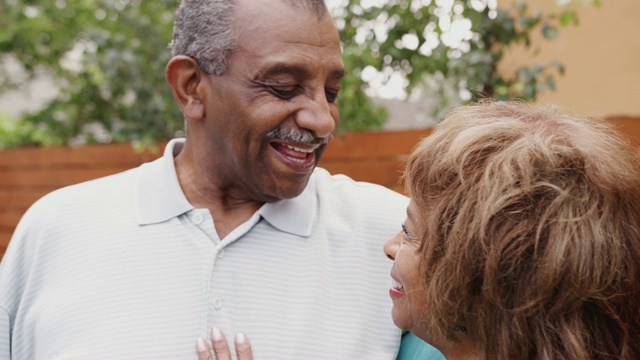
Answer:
[{"xmin": 396, "ymin": 331, "xmax": 444, "ymax": 360}]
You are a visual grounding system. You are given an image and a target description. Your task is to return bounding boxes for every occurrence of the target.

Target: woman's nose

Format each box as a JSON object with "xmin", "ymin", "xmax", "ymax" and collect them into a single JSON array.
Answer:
[{"xmin": 383, "ymin": 231, "xmax": 402, "ymax": 261}]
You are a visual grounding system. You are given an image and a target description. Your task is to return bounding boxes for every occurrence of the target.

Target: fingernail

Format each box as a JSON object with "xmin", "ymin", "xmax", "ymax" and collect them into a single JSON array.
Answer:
[
  {"xmin": 211, "ymin": 326, "xmax": 223, "ymax": 342},
  {"xmin": 236, "ymin": 332, "xmax": 246, "ymax": 344},
  {"xmin": 196, "ymin": 337, "xmax": 207, "ymax": 352}
]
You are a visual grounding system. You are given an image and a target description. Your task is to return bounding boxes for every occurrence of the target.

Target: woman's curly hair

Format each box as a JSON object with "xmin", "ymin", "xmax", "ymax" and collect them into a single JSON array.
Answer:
[{"xmin": 405, "ymin": 101, "xmax": 640, "ymax": 359}]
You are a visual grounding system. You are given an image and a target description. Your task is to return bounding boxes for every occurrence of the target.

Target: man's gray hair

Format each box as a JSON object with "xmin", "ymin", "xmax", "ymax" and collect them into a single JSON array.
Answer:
[
  {"xmin": 169, "ymin": 0, "xmax": 329, "ymax": 76},
  {"xmin": 170, "ymin": 0, "xmax": 235, "ymax": 75}
]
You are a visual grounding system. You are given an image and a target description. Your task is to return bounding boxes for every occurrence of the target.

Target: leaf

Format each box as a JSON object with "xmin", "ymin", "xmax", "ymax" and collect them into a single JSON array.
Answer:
[
  {"xmin": 559, "ymin": 11, "xmax": 578, "ymax": 26},
  {"xmin": 551, "ymin": 60, "xmax": 566, "ymax": 75},
  {"xmin": 545, "ymin": 75, "xmax": 556, "ymax": 91},
  {"xmin": 542, "ymin": 25, "xmax": 559, "ymax": 40}
]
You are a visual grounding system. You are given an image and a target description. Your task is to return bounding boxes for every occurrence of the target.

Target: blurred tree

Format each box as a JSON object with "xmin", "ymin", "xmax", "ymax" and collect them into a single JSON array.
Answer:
[
  {"xmin": 334, "ymin": 0, "xmax": 599, "ymax": 123},
  {"xmin": 0, "ymin": 0, "xmax": 597, "ymax": 148},
  {"xmin": 0, "ymin": 0, "xmax": 181, "ymax": 147}
]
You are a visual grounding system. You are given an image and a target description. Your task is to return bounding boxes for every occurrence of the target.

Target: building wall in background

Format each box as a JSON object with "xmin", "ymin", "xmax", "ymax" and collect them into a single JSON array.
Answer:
[{"xmin": 500, "ymin": 0, "xmax": 640, "ymax": 118}]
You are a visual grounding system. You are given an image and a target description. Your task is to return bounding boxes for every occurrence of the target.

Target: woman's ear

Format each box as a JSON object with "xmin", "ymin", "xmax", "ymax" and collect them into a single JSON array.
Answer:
[{"xmin": 165, "ymin": 55, "xmax": 205, "ymax": 121}]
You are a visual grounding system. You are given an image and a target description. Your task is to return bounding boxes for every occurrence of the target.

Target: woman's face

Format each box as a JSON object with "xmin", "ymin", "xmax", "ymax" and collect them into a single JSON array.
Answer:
[{"xmin": 383, "ymin": 200, "xmax": 430, "ymax": 339}]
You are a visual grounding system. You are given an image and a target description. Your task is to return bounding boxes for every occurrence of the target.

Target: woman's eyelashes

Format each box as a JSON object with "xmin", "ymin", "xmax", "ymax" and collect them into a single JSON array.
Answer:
[
  {"xmin": 402, "ymin": 223, "xmax": 422, "ymax": 247},
  {"xmin": 401, "ymin": 223, "xmax": 414, "ymax": 239}
]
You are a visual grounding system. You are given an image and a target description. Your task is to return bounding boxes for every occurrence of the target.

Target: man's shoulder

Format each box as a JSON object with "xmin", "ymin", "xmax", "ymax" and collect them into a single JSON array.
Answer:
[
  {"xmin": 26, "ymin": 167, "xmax": 139, "ymax": 219},
  {"xmin": 310, "ymin": 168, "xmax": 409, "ymax": 226},
  {"xmin": 312, "ymin": 167, "xmax": 407, "ymax": 202}
]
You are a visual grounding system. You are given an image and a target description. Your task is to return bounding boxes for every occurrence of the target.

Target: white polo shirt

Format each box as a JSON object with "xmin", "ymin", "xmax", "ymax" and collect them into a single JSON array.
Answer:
[{"xmin": 0, "ymin": 139, "xmax": 409, "ymax": 359}]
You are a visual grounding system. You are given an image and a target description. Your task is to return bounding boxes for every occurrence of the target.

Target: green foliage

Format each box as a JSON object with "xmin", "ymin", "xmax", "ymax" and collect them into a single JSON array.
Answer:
[
  {"xmin": 334, "ymin": 0, "xmax": 598, "ymax": 123},
  {"xmin": 0, "ymin": 0, "xmax": 183, "ymax": 148},
  {"xmin": 0, "ymin": 112, "xmax": 25, "ymax": 149},
  {"xmin": 337, "ymin": 41, "xmax": 389, "ymax": 131},
  {"xmin": 0, "ymin": 0, "xmax": 597, "ymax": 146}
]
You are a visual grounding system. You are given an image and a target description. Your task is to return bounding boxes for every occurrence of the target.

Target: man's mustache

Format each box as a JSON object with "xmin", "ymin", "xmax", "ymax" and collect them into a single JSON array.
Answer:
[{"xmin": 266, "ymin": 127, "xmax": 333, "ymax": 145}]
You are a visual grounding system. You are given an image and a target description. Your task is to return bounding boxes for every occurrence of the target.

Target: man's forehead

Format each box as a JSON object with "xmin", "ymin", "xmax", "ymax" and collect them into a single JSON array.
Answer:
[
  {"xmin": 230, "ymin": 0, "xmax": 343, "ymax": 78},
  {"xmin": 281, "ymin": 0, "xmax": 328, "ymax": 19},
  {"xmin": 235, "ymin": 0, "xmax": 326, "ymax": 16},
  {"xmin": 234, "ymin": 0, "xmax": 323, "ymax": 20},
  {"xmin": 232, "ymin": 0, "xmax": 336, "ymax": 40}
]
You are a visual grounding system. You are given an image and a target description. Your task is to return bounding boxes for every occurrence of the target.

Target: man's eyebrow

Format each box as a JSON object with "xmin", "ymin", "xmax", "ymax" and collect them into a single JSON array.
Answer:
[
  {"xmin": 257, "ymin": 63, "xmax": 345, "ymax": 81},
  {"xmin": 259, "ymin": 64, "xmax": 310, "ymax": 78}
]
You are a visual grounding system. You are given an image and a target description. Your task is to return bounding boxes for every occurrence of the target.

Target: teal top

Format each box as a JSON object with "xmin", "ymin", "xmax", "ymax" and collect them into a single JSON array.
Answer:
[{"xmin": 396, "ymin": 332, "xmax": 445, "ymax": 360}]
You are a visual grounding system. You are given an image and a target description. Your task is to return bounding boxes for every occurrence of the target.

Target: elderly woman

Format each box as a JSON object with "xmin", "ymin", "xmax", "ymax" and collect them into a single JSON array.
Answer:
[
  {"xmin": 197, "ymin": 101, "xmax": 640, "ymax": 359},
  {"xmin": 385, "ymin": 101, "xmax": 640, "ymax": 359}
]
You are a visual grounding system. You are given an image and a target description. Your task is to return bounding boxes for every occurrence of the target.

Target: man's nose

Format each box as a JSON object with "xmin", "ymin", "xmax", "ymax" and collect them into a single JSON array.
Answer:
[{"xmin": 294, "ymin": 93, "xmax": 337, "ymax": 139}]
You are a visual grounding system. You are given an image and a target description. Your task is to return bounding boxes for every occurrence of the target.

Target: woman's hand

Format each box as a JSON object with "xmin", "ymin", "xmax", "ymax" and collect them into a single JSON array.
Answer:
[{"xmin": 196, "ymin": 327, "xmax": 253, "ymax": 360}]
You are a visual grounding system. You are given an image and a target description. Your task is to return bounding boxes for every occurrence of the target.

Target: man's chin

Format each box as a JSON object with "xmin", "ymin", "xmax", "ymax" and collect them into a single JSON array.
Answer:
[
  {"xmin": 259, "ymin": 176, "xmax": 311, "ymax": 202},
  {"xmin": 273, "ymin": 183, "xmax": 309, "ymax": 200}
]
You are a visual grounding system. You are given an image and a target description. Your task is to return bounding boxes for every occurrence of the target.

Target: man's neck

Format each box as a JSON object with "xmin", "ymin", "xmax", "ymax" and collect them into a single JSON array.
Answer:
[{"xmin": 173, "ymin": 147, "xmax": 263, "ymax": 240}]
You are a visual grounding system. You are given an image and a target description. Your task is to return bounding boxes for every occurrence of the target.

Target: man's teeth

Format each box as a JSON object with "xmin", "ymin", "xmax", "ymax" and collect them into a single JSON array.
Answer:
[
  {"xmin": 285, "ymin": 144, "xmax": 314, "ymax": 153},
  {"xmin": 392, "ymin": 279, "xmax": 404, "ymax": 291}
]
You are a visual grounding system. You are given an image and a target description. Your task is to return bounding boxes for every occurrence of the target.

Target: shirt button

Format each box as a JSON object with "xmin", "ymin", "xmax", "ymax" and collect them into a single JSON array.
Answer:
[
  {"xmin": 192, "ymin": 213, "xmax": 203, "ymax": 225},
  {"xmin": 213, "ymin": 297, "xmax": 223, "ymax": 310},
  {"xmin": 217, "ymin": 249, "xmax": 225, "ymax": 259}
]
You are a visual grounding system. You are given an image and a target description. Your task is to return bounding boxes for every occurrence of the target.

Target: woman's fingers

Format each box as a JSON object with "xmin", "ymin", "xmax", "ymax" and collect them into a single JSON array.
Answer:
[
  {"xmin": 195, "ymin": 337, "xmax": 214, "ymax": 360},
  {"xmin": 210, "ymin": 327, "xmax": 234, "ymax": 360},
  {"xmin": 234, "ymin": 333, "xmax": 254, "ymax": 360},
  {"xmin": 194, "ymin": 327, "xmax": 253, "ymax": 360}
]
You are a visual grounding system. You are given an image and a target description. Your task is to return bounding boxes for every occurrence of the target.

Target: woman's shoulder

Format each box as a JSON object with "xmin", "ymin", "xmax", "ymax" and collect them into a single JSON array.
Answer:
[{"xmin": 396, "ymin": 332, "xmax": 445, "ymax": 360}]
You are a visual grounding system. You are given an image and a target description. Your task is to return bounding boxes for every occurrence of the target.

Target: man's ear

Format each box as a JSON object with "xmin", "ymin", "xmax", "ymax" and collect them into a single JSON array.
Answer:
[{"xmin": 166, "ymin": 55, "xmax": 205, "ymax": 121}]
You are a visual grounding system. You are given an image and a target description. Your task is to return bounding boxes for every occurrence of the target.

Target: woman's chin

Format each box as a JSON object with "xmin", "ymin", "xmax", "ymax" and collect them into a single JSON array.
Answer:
[{"xmin": 390, "ymin": 306, "xmax": 413, "ymax": 332}]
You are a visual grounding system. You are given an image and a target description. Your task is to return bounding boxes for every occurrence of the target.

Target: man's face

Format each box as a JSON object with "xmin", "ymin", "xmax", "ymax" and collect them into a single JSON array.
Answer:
[{"xmin": 199, "ymin": 0, "xmax": 344, "ymax": 202}]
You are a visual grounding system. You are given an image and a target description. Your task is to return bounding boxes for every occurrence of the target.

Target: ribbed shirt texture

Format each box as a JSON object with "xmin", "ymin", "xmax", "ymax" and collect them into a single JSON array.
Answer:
[{"xmin": 0, "ymin": 139, "xmax": 409, "ymax": 359}]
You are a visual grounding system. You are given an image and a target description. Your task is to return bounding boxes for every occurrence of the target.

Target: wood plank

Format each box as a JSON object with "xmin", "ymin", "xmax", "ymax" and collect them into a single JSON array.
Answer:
[
  {"xmin": 321, "ymin": 129, "xmax": 432, "ymax": 161},
  {"xmin": 0, "ymin": 142, "xmax": 166, "ymax": 169},
  {"xmin": 0, "ymin": 189, "xmax": 49, "ymax": 210},
  {"xmin": 0, "ymin": 211, "xmax": 22, "ymax": 231},
  {"xmin": 322, "ymin": 159, "xmax": 406, "ymax": 188},
  {"xmin": 0, "ymin": 231, "xmax": 10, "ymax": 247},
  {"xmin": 0, "ymin": 166, "xmax": 133, "ymax": 187},
  {"xmin": 1, "ymin": 230, "xmax": 13, "ymax": 261}
]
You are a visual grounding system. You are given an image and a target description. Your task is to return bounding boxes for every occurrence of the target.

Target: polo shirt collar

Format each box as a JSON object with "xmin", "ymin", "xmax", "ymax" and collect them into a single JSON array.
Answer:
[
  {"xmin": 136, "ymin": 138, "xmax": 193, "ymax": 225},
  {"xmin": 135, "ymin": 138, "xmax": 317, "ymax": 237}
]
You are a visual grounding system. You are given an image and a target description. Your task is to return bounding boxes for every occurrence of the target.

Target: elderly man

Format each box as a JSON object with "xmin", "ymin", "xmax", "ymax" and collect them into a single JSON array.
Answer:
[{"xmin": 0, "ymin": 0, "xmax": 442, "ymax": 359}]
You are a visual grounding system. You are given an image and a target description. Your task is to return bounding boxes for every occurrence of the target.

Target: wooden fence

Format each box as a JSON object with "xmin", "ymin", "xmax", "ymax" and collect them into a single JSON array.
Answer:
[
  {"xmin": 1, "ymin": 118, "xmax": 639, "ymax": 260},
  {"xmin": 0, "ymin": 129, "xmax": 432, "ymax": 259}
]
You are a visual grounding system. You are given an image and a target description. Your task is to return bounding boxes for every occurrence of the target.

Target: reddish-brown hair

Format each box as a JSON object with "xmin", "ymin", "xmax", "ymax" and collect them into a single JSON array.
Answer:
[{"xmin": 405, "ymin": 101, "xmax": 640, "ymax": 359}]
